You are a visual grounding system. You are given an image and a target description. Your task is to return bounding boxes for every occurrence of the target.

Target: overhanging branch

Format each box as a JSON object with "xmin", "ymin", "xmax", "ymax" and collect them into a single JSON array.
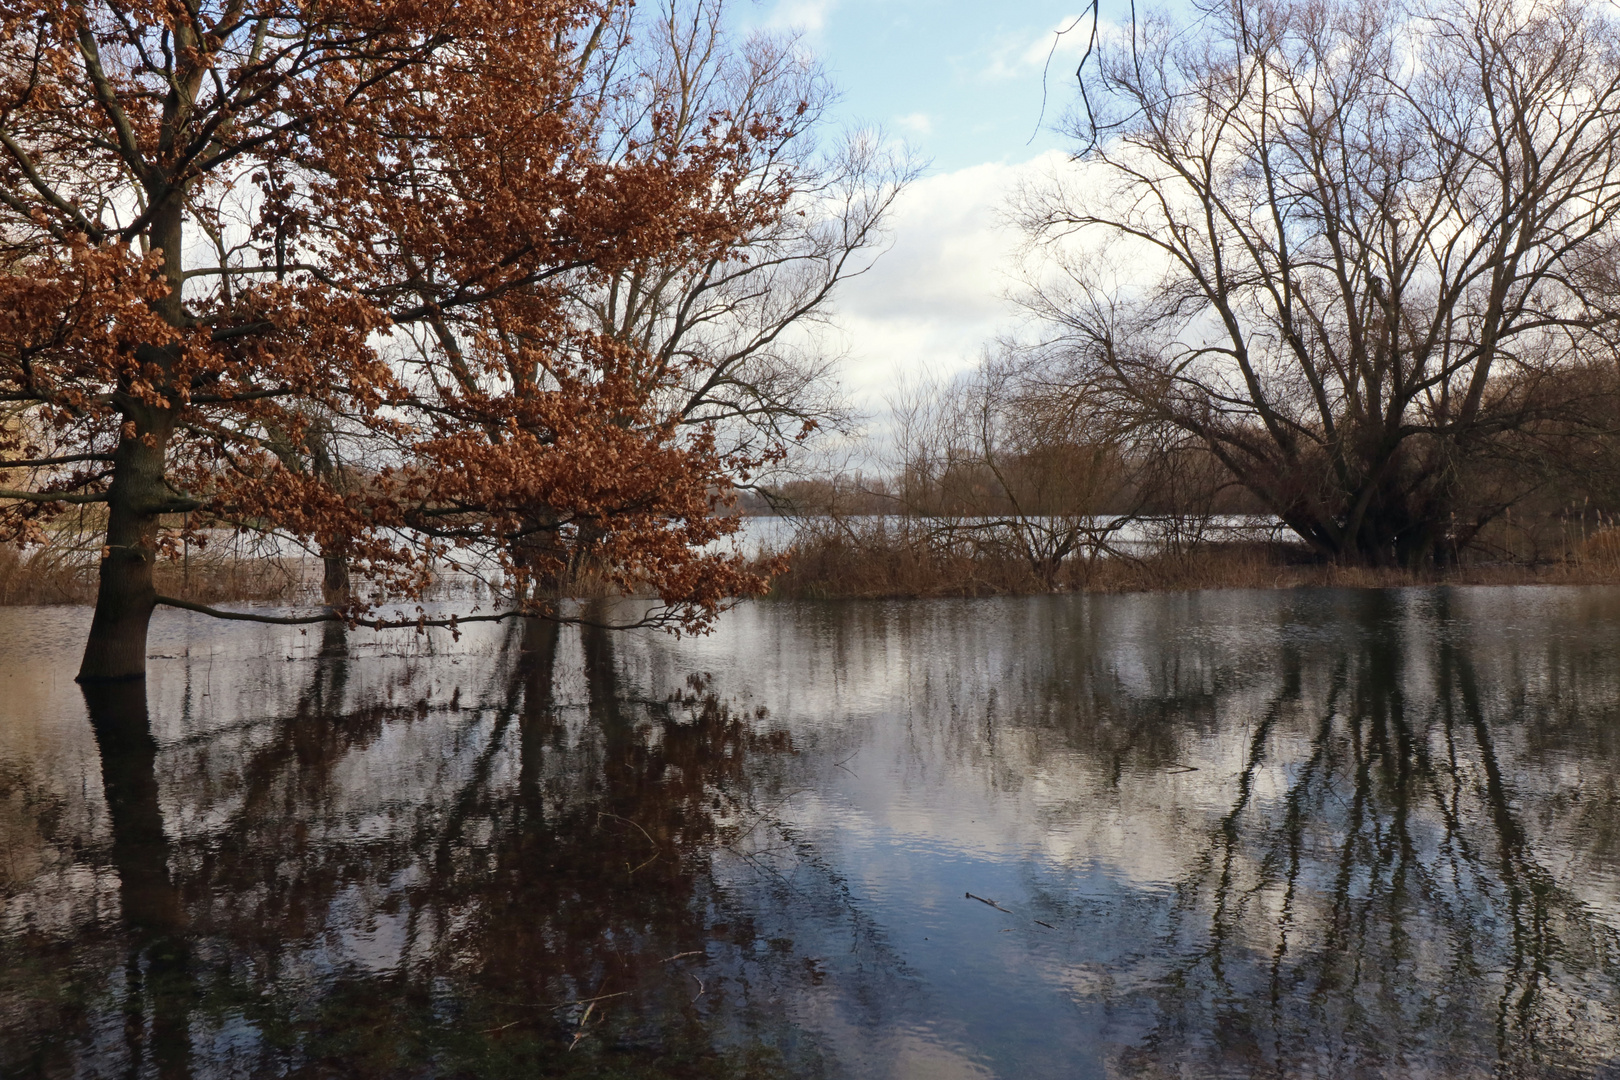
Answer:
[
  {"xmin": 152, "ymin": 595, "xmax": 680, "ymax": 632},
  {"xmin": 0, "ymin": 488, "xmax": 109, "ymax": 504}
]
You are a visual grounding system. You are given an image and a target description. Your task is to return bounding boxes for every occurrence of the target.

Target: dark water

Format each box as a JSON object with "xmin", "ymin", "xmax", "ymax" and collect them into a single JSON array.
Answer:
[{"xmin": 2, "ymin": 588, "xmax": 1619, "ymax": 1079}]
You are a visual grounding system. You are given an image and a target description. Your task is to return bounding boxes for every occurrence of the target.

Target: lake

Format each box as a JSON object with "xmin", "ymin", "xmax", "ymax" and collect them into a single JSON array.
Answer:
[{"xmin": 2, "ymin": 587, "xmax": 1618, "ymax": 1078}]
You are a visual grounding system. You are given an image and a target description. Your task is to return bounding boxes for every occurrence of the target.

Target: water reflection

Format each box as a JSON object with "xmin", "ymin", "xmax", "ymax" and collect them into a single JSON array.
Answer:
[
  {"xmin": 2, "ymin": 612, "xmax": 839, "ymax": 1077},
  {"xmin": 1, "ymin": 588, "xmax": 1618, "ymax": 1078},
  {"xmin": 1099, "ymin": 592, "xmax": 1620, "ymax": 1077},
  {"xmin": 81, "ymin": 683, "xmax": 192, "ymax": 1080}
]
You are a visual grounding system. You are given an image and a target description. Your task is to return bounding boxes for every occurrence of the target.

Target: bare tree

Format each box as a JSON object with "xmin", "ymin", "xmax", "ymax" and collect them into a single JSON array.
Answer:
[
  {"xmin": 1021, "ymin": 0, "xmax": 1620, "ymax": 567},
  {"xmin": 891, "ymin": 354, "xmax": 1146, "ymax": 588},
  {"xmin": 572, "ymin": 0, "xmax": 918, "ymax": 485}
]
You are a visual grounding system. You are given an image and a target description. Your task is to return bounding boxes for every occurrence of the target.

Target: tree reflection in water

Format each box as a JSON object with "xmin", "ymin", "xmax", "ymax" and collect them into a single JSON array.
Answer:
[
  {"xmin": 1091, "ymin": 592, "xmax": 1620, "ymax": 1078},
  {"xmin": 4, "ymin": 616, "xmax": 833, "ymax": 1078},
  {"xmin": 3, "ymin": 591, "xmax": 1620, "ymax": 1078}
]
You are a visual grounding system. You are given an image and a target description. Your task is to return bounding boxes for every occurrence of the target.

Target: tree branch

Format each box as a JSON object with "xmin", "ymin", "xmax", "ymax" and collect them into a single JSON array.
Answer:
[{"xmin": 0, "ymin": 488, "xmax": 109, "ymax": 504}]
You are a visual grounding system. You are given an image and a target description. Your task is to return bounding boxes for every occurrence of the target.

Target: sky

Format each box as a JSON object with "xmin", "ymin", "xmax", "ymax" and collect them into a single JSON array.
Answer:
[
  {"xmin": 734, "ymin": 0, "xmax": 1109, "ymax": 428},
  {"xmin": 755, "ymin": 0, "xmax": 1095, "ymax": 171}
]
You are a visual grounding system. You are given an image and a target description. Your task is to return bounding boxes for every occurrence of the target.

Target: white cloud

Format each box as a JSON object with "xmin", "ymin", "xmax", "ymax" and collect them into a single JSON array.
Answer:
[
  {"xmin": 830, "ymin": 151, "xmax": 1071, "ymax": 432},
  {"xmin": 762, "ymin": 0, "xmax": 836, "ymax": 33},
  {"xmin": 980, "ymin": 14, "xmax": 1096, "ymax": 82},
  {"xmin": 894, "ymin": 112, "xmax": 933, "ymax": 137}
]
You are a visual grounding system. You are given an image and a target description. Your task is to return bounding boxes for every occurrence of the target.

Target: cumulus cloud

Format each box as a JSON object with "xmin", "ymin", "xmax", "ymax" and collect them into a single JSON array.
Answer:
[
  {"xmin": 762, "ymin": 0, "xmax": 837, "ymax": 33},
  {"xmin": 830, "ymin": 151, "xmax": 1071, "ymax": 424},
  {"xmin": 895, "ymin": 112, "xmax": 934, "ymax": 137}
]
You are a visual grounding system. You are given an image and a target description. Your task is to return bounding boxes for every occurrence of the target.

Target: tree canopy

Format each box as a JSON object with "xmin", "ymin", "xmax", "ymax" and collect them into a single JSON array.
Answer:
[
  {"xmin": 1023, "ymin": 0, "xmax": 1620, "ymax": 567},
  {"xmin": 0, "ymin": 0, "xmax": 860, "ymax": 678}
]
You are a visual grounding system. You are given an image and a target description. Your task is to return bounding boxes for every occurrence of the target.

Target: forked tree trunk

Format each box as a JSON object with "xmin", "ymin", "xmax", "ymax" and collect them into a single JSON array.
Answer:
[{"xmin": 78, "ymin": 406, "xmax": 176, "ymax": 682}]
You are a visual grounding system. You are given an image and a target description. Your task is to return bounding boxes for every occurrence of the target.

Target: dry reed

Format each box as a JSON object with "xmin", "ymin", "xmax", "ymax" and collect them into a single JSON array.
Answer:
[
  {"xmin": 0, "ymin": 543, "xmax": 310, "ymax": 606},
  {"xmin": 7, "ymin": 525, "xmax": 1620, "ymax": 609},
  {"xmin": 762, "ymin": 522, "xmax": 1620, "ymax": 600}
]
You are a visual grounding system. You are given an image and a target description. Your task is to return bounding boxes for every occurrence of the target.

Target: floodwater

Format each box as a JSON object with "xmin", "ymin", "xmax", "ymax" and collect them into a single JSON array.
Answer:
[{"xmin": 1, "ymin": 588, "xmax": 1618, "ymax": 1079}]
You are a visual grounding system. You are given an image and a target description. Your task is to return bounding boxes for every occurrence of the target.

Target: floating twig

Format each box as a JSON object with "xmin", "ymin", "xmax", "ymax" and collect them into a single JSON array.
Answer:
[
  {"xmin": 568, "ymin": 1001, "xmax": 602, "ymax": 1051},
  {"xmin": 482, "ymin": 1018, "xmax": 525, "ymax": 1034},
  {"xmin": 491, "ymin": 990, "xmax": 630, "ymax": 1012},
  {"xmin": 966, "ymin": 891, "xmax": 1060, "ymax": 933},
  {"xmin": 597, "ymin": 810, "xmax": 658, "ymax": 846}
]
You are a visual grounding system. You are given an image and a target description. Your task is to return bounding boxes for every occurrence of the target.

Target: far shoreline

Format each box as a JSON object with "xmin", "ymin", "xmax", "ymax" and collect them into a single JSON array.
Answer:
[{"xmin": 7, "ymin": 542, "xmax": 1619, "ymax": 610}]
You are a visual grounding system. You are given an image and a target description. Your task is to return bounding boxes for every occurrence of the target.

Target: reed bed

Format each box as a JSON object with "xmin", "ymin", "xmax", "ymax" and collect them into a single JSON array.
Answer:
[
  {"xmin": 761, "ymin": 519, "xmax": 1620, "ymax": 600},
  {"xmin": 5, "ymin": 522, "xmax": 1619, "ymax": 607},
  {"xmin": 0, "ymin": 543, "xmax": 310, "ymax": 607}
]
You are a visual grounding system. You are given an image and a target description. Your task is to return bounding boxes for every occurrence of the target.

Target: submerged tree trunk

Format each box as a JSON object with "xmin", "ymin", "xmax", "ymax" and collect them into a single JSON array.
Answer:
[
  {"xmin": 79, "ymin": 190, "xmax": 187, "ymax": 683},
  {"xmin": 321, "ymin": 554, "xmax": 352, "ymax": 611},
  {"xmin": 79, "ymin": 401, "xmax": 176, "ymax": 682}
]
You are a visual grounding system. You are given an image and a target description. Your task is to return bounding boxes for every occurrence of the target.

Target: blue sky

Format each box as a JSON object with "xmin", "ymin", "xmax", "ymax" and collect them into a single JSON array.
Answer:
[
  {"xmin": 760, "ymin": 0, "xmax": 1091, "ymax": 170},
  {"xmin": 732, "ymin": 0, "xmax": 1107, "ymax": 432}
]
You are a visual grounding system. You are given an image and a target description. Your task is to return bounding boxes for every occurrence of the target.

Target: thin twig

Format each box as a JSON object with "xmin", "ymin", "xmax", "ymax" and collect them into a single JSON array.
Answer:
[
  {"xmin": 597, "ymin": 809, "xmax": 658, "ymax": 847},
  {"xmin": 491, "ymin": 990, "xmax": 630, "ymax": 1011}
]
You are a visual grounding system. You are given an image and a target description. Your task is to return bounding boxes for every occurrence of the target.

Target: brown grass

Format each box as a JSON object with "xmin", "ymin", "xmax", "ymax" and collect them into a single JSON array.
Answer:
[
  {"xmin": 1584, "ymin": 527, "xmax": 1620, "ymax": 570},
  {"xmin": 762, "ymin": 523, "xmax": 1620, "ymax": 600},
  {"xmin": 8, "ymin": 525, "xmax": 1619, "ymax": 609},
  {"xmin": 0, "ymin": 543, "xmax": 311, "ymax": 606}
]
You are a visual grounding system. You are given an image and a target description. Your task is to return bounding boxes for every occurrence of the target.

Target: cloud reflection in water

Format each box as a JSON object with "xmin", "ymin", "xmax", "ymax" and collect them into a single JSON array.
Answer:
[{"xmin": 0, "ymin": 587, "xmax": 1617, "ymax": 1078}]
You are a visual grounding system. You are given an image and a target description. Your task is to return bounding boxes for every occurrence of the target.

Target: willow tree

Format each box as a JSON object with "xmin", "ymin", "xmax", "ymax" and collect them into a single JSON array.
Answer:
[
  {"xmin": 1023, "ymin": 0, "xmax": 1620, "ymax": 566},
  {"xmin": 0, "ymin": 0, "xmax": 785, "ymax": 680}
]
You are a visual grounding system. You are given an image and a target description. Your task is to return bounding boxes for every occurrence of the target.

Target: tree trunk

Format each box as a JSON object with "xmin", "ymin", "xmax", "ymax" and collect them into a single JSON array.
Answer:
[
  {"xmin": 80, "ymin": 186, "xmax": 186, "ymax": 683},
  {"xmin": 306, "ymin": 418, "xmax": 354, "ymax": 621},
  {"xmin": 321, "ymin": 553, "xmax": 351, "ymax": 611},
  {"xmin": 78, "ymin": 406, "xmax": 176, "ymax": 682}
]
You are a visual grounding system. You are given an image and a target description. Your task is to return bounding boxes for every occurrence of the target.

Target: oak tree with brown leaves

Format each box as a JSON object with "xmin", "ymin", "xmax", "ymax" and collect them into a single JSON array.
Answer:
[{"xmin": 0, "ymin": 0, "xmax": 796, "ymax": 680}]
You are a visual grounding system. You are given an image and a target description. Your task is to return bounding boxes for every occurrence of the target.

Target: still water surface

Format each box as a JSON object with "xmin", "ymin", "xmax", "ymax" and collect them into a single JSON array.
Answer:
[{"xmin": 1, "ymin": 588, "xmax": 1618, "ymax": 1078}]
